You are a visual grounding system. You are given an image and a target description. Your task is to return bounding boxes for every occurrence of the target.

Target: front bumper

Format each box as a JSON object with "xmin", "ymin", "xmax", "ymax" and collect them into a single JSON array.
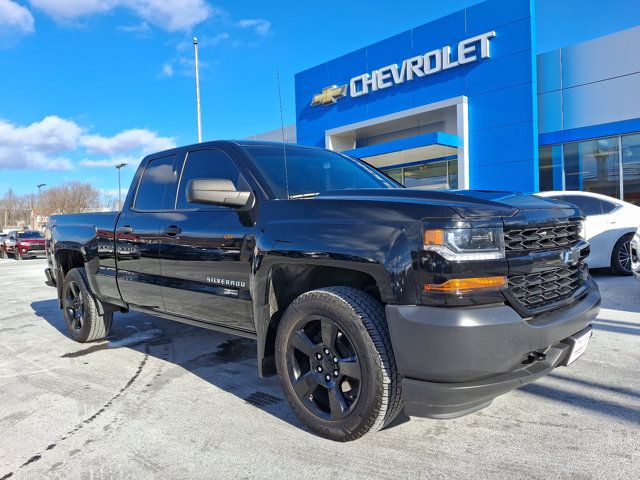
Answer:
[{"xmin": 386, "ymin": 278, "xmax": 600, "ymax": 418}]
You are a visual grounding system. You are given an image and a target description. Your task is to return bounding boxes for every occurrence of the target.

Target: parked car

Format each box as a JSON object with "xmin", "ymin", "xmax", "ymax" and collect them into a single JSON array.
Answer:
[
  {"xmin": 631, "ymin": 227, "xmax": 640, "ymax": 281},
  {"xmin": 0, "ymin": 229, "xmax": 46, "ymax": 260},
  {"xmin": 45, "ymin": 141, "xmax": 599, "ymax": 441},
  {"xmin": 536, "ymin": 191, "xmax": 640, "ymax": 275}
]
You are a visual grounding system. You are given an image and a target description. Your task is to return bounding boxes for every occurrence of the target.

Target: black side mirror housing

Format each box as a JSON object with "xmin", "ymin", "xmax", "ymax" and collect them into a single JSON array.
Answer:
[{"xmin": 186, "ymin": 179, "xmax": 255, "ymax": 210}]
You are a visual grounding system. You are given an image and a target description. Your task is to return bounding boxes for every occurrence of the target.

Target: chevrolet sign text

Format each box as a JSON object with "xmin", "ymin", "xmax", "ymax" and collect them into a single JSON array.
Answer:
[{"xmin": 311, "ymin": 31, "xmax": 495, "ymax": 106}]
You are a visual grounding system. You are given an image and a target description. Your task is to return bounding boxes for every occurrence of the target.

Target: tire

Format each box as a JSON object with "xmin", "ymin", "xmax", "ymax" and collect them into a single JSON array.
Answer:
[
  {"xmin": 61, "ymin": 268, "xmax": 113, "ymax": 342},
  {"xmin": 275, "ymin": 287, "xmax": 402, "ymax": 441},
  {"xmin": 610, "ymin": 233, "xmax": 634, "ymax": 276},
  {"xmin": 0, "ymin": 250, "xmax": 6, "ymax": 259},
  {"xmin": 15, "ymin": 251, "xmax": 21, "ymax": 261}
]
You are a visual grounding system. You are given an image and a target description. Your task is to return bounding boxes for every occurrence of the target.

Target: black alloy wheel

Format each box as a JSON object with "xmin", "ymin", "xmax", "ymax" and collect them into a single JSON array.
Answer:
[
  {"xmin": 286, "ymin": 315, "xmax": 362, "ymax": 421},
  {"xmin": 63, "ymin": 280, "xmax": 86, "ymax": 332}
]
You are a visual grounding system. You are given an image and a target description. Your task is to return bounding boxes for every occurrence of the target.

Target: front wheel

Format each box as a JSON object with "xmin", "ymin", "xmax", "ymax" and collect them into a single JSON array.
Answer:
[
  {"xmin": 275, "ymin": 287, "xmax": 402, "ymax": 441},
  {"xmin": 15, "ymin": 251, "xmax": 22, "ymax": 261},
  {"xmin": 62, "ymin": 268, "xmax": 113, "ymax": 342},
  {"xmin": 611, "ymin": 233, "xmax": 634, "ymax": 276}
]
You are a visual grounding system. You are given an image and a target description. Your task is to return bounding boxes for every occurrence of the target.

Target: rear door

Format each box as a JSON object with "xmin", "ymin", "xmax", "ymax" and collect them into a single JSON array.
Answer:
[
  {"xmin": 115, "ymin": 153, "xmax": 179, "ymax": 311},
  {"xmin": 159, "ymin": 147, "xmax": 256, "ymax": 332}
]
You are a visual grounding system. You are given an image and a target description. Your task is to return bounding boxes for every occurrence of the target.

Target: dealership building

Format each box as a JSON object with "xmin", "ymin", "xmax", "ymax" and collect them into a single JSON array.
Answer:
[{"xmin": 251, "ymin": 0, "xmax": 640, "ymax": 204}]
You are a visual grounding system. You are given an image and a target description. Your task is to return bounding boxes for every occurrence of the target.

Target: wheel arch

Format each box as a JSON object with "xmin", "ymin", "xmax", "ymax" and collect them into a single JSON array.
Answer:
[{"xmin": 254, "ymin": 261, "xmax": 392, "ymax": 377}]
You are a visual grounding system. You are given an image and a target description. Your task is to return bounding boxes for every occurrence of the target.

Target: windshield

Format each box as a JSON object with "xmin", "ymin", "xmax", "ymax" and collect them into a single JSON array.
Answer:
[
  {"xmin": 242, "ymin": 144, "xmax": 401, "ymax": 199},
  {"xmin": 18, "ymin": 231, "xmax": 44, "ymax": 239}
]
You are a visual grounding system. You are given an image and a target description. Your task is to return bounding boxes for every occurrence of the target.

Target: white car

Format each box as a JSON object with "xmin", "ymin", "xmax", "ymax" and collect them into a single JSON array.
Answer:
[{"xmin": 536, "ymin": 191, "xmax": 640, "ymax": 275}]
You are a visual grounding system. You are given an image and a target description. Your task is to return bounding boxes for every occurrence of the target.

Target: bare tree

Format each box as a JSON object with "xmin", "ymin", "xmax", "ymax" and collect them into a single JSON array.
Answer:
[
  {"xmin": 102, "ymin": 194, "xmax": 119, "ymax": 211},
  {"xmin": 40, "ymin": 181, "xmax": 102, "ymax": 215}
]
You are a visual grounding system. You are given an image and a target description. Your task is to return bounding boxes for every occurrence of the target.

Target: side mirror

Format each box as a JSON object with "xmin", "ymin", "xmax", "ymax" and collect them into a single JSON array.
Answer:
[{"xmin": 186, "ymin": 179, "xmax": 254, "ymax": 210}]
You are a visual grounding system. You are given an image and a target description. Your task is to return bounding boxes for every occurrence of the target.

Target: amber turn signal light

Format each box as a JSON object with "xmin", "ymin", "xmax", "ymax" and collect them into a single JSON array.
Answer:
[
  {"xmin": 423, "ymin": 229, "xmax": 445, "ymax": 246},
  {"xmin": 424, "ymin": 276, "xmax": 507, "ymax": 294}
]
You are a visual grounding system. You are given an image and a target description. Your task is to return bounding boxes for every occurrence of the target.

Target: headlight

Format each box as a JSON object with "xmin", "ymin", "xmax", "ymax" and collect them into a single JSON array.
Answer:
[
  {"xmin": 578, "ymin": 220, "xmax": 587, "ymax": 240},
  {"xmin": 423, "ymin": 227, "xmax": 505, "ymax": 261}
]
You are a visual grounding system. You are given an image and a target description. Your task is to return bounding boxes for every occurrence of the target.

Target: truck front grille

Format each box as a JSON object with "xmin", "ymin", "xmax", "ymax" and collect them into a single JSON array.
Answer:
[
  {"xmin": 507, "ymin": 264, "xmax": 588, "ymax": 315},
  {"xmin": 504, "ymin": 222, "xmax": 581, "ymax": 253}
]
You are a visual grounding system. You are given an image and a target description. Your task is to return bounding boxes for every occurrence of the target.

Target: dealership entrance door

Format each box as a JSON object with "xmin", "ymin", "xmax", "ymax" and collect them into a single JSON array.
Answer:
[{"xmin": 324, "ymin": 96, "xmax": 468, "ymax": 190}]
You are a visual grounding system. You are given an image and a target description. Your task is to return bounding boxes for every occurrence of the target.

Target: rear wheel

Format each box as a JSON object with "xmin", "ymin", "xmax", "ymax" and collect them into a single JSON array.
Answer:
[
  {"xmin": 62, "ymin": 268, "xmax": 113, "ymax": 342},
  {"xmin": 0, "ymin": 249, "xmax": 6, "ymax": 259},
  {"xmin": 610, "ymin": 233, "xmax": 634, "ymax": 276},
  {"xmin": 275, "ymin": 287, "xmax": 402, "ymax": 441}
]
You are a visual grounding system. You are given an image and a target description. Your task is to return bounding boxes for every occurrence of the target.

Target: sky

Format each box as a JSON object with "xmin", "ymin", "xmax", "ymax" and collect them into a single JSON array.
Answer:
[{"xmin": 1, "ymin": 0, "xmax": 639, "ymax": 198}]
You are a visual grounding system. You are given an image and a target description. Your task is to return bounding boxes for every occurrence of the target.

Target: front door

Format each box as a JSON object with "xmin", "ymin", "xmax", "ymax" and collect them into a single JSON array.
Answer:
[
  {"xmin": 159, "ymin": 147, "xmax": 255, "ymax": 332},
  {"xmin": 116, "ymin": 154, "xmax": 178, "ymax": 311}
]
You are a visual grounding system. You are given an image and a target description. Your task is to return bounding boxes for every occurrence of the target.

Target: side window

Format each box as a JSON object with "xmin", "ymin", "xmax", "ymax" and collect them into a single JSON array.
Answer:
[
  {"xmin": 176, "ymin": 149, "xmax": 249, "ymax": 210},
  {"xmin": 600, "ymin": 199, "xmax": 619, "ymax": 214},
  {"xmin": 133, "ymin": 155, "xmax": 176, "ymax": 211},
  {"xmin": 556, "ymin": 195, "xmax": 603, "ymax": 216}
]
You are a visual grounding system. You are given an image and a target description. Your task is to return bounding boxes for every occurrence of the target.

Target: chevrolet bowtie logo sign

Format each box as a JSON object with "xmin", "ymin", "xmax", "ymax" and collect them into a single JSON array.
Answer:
[
  {"xmin": 310, "ymin": 85, "xmax": 347, "ymax": 106},
  {"xmin": 309, "ymin": 31, "xmax": 496, "ymax": 107}
]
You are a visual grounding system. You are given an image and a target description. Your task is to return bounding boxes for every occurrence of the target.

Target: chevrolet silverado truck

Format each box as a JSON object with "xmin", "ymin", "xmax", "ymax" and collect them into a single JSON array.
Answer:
[{"xmin": 44, "ymin": 140, "xmax": 600, "ymax": 441}]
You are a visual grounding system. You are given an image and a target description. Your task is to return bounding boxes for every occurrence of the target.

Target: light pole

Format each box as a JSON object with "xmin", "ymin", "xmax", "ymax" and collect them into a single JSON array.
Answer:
[
  {"xmin": 115, "ymin": 163, "xmax": 127, "ymax": 210},
  {"xmin": 35, "ymin": 184, "xmax": 46, "ymax": 229},
  {"xmin": 193, "ymin": 36, "xmax": 202, "ymax": 143}
]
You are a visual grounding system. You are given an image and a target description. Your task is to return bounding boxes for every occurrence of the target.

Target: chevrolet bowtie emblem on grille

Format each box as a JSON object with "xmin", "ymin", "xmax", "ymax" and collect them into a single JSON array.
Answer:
[
  {"xmin": 562, "ymin": 246, "xmax": 581, "ymax": 266},
  {"xmin": 310, "ymin": 84, "xmax": 347, "ymax": 106}
]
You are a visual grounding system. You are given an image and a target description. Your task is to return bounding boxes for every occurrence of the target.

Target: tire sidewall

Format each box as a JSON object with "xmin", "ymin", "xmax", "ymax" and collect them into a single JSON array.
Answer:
[{"xmin": 276, "ymin": 291, "xmax": 385, "ymax": 441}]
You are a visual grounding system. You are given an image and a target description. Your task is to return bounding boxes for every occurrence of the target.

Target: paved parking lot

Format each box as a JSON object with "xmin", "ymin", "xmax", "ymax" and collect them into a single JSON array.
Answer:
[{"xmin": 0, "ymin": 258, "xmax": 638, "ymax": 479}]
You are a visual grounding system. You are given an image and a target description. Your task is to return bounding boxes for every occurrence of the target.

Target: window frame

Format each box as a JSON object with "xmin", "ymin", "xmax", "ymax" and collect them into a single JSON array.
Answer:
[
  {"xmin": 130, "ymin": 154, "xmax": 178, "ymax": 213},
  {"xmin": 171, "ymin": 147, "xmax": 254, "ymax": 212}
]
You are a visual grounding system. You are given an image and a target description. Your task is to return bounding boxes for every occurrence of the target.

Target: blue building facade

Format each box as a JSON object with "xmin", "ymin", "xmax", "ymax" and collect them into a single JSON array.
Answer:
[{"xmin": 289, "ymin": 0, "xmax": 640, "ymax": 205}]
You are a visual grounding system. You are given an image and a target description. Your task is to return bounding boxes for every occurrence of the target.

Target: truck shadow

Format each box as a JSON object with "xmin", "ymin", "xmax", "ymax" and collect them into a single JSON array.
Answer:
[{"xmin": 30, "ymin": 299, "xmax": 410, "ymax": 436}]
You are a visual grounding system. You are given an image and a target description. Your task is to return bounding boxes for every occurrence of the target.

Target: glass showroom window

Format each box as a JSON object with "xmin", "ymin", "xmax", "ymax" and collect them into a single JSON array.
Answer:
[
  {"xmin": 402, "ymin": 160, "xmax": 458, "ymax": 189},
  {"xmin": 563, "ymin": 137, "xmax": 620, "ymax": 198},
  {"xmin": 385, "ymin": 168, "xmax": 403, "ymax": 184},
  {"xmin": 622, "ymin": 133, "xmax": 640, "ymax": 205},
  {"xmin": 538, "ymin": 145, "xmax": 563, "ymax": 191}
]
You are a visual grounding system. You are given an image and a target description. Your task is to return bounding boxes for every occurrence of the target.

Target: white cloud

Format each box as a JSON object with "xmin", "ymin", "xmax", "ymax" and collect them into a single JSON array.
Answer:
[
  {"xmin": 237, "ymin": 18, "xmax": 271, "ymax": 36},
  {"xmin": 29, "ymin": 0, "xmax": 215, "ymax": 31},
  {"xmin": 117, "ymin": 21, "xmax": 151, "ymax": 35},
  {"xmin": 0, "ymin": 0, "xmax": 35, "ymax": 36},
  {"xmin": 209, "ymin": 31, "xmax": 229, "ymax": 46},
  {"xmin": 80, "ymin": 129, "xmax": 176, "ymax": 156},
  {"xmin": 80, "ymin": 155, "xmax": 141, "ymax": 168},
  {"xmin": 28, "ymin": 0, "xmax": 116, "ymax": 21},
  {"xmin": 0, "ymin": 116, "xmax": 81, "ymax": 170},
  {"xmin": 158, "ymin": 62, "xmax": 174, "ymax": 78},
  {"xmin": 0, "ymin": 116, "xmax": 176, "ymax": 171}
]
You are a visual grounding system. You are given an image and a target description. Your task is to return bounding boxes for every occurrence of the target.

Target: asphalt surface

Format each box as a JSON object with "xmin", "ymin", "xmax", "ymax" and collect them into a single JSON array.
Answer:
[{"xmin": 0, "ymin": 258, "xmax": 638, "ymax": 479}]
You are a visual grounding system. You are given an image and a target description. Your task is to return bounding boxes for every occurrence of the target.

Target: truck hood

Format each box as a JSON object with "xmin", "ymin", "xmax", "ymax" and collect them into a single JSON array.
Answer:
[{"xmin": 316, "ymin": 189, "xmax": 579, "ymax": 219}]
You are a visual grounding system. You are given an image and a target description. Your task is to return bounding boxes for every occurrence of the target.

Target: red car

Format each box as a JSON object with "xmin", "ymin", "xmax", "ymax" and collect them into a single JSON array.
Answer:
[{"xmin": 0, "ymin": 230, "xmax": 46, "ymax": 260}]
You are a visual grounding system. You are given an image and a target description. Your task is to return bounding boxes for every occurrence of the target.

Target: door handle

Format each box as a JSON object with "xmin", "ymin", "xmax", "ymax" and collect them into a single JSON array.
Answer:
[
  {"xmin": 164, "ymin": 225, "xmax": 182, "ymax": 236},
  {"xmin": 117, "ymin": 225, "xmax": 134, "ymax": 234}
]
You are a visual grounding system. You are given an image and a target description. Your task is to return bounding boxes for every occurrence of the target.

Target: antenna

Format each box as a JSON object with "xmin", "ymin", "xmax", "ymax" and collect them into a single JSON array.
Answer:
[{"xmin": 276, "ymin": 68, "xmax": 289, "ymax": 198}]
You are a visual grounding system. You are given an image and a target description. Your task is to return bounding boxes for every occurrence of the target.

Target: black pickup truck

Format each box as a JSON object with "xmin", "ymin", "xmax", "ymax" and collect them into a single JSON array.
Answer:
[{"xmin": 45, "ymin": 140, "xmax": 600, "ymax": 441}]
